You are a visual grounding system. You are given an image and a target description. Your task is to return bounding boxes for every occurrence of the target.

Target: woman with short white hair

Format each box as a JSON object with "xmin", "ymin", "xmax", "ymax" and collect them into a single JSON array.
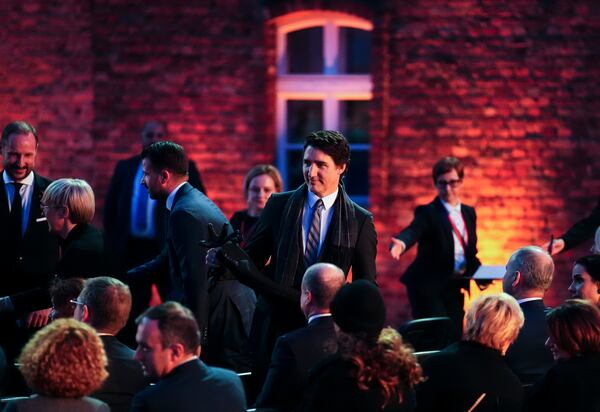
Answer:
[{"xmin": 416, "ymin": 293, "xmax": 525, "ymax": 412}]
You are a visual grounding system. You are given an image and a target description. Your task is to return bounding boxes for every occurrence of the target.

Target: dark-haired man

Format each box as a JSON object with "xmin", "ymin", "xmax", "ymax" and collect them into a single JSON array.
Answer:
[
  {"xmin": 131, "ymin": 301, "xmax": 245, "ymax": 412},
  {"xmin": 128, "ymin": 141, "xmax": 230, "ymax": 344},
  {"xmin": 390, "ymin": 156, "xmax": 481, "ymax": 341},
  {"xmin": 242, "ymin": 130, "xmax": 377, "ymax": 385},
  {"xmin": 256, "ymin": 263, "xmax": 344, "ymax": 412},
  {"xmin": 74, "ymin": 276, "xmax": 146, "ymax": 412}
]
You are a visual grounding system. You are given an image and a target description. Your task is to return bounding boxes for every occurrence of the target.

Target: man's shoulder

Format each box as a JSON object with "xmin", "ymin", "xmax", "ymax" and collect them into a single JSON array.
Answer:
[{"xmin": 32, "ymin": 172, "xmax": 52, "ymax": 188}]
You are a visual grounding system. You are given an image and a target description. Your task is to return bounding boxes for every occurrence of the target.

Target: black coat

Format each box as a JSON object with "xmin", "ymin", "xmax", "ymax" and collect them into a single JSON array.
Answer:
[
  {"xmin": 416, "ymin": 341, "xmax": 523, "ymax": 412},
  {"xmin": 256, "ymin": 315, "xmax": 337, "ymax": 412},
  {"xmin": 505, "ymin": 299, "xmax": 553, "ymax": 385},
  {"xmin": 561, "ymin": 197, "xmax": 600, "ymax": 251},
  {"xmin": 103, "ymin": 155, "xmax": 205, "ymax": 267},
  {"xmin": 93, "ymin": 335, "xmax": 147, "ymax": 412},
  {"xmin": 396, "ymin": 197, "xmax": 480, "ymax": 290},
  {"xmin": 129, "ymin": 359, "xmax": 245, "ymax": 412}
]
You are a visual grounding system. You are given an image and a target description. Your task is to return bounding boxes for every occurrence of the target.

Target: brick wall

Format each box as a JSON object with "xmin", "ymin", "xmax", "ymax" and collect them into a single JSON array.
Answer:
[{"xmin": 0, "ymin": 0, "xmax": 598, "ymax": 326}]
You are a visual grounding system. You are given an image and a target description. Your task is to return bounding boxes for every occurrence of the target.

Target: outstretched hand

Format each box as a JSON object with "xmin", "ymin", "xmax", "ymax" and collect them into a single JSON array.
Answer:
[
  {"xmin": 390, "ymin": 238, "xmax": 406, "ymax": 260},
  {"xmin": 542, "ymin": 238, "xmax": 565, "ymax": 256}
]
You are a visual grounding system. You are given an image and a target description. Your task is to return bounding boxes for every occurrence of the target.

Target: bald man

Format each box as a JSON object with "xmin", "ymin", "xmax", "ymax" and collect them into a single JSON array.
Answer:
[
  {"xmin": 502, "ymin": 246, "xmax": 555, "ymax": 385},
  {"xmin": 256, "ymin": 263, "xmax": 345, "ymax": 412}
]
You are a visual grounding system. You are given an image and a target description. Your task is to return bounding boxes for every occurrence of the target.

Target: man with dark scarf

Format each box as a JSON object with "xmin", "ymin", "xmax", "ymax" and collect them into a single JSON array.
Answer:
[{"xmin": 217, "ymin": 130, "xmax": 377, "ymax": 395}]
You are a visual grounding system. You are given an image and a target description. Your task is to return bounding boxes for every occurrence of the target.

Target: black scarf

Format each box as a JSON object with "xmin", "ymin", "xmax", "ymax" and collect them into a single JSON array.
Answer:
[{"xmin": 275, "ymin": 183, "xmax": 359, "ymax": 287}]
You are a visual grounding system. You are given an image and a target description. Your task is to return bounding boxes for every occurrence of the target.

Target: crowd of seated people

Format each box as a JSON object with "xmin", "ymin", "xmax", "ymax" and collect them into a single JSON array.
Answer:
[{"xmin": 0, "ymin": 117, "xmax": 599, "ymax": 411}]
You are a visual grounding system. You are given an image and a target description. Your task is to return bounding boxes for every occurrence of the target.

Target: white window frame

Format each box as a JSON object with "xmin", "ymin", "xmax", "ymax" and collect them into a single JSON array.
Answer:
[{"xmin": 274, "ymin": 11, "xmax": 373, "ymax": 204}]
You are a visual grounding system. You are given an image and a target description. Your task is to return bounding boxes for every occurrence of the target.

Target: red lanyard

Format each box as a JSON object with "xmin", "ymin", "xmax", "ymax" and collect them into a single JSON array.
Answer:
[{"xmin": 447, "ymin": 211, "xmax": 468, "ymax": 251}]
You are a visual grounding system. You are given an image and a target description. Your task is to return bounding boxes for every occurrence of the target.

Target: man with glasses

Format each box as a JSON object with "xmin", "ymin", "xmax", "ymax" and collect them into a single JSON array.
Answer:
[
  {"xmin": 104, "ymin": 120, "xmax": 206, "ymax": 345},
  {"xmin": 390, "ymin": 156, "xmax": 481, "ymax": 341}
]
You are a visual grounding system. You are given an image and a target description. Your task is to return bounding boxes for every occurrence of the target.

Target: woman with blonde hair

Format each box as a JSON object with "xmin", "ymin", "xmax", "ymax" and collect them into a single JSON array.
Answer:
[
  {"xmin": 416, "ymin": 293, "xmax": 525, "ymax": 412},
  {"xmin": 4, "ymin": 318, "xmax": 109, "ymax": 411}
]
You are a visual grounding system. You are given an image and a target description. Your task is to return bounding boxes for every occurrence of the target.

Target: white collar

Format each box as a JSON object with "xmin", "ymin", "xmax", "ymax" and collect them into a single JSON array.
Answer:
[
  {"xmin": 307, "ymin": 312, "xmax": 332, "ymax": 324},
  {"xmin": 517, "ymin": 297, "xmax": 543, "ymax": 305},
  {"xmin": 441, "ymin": 199, "xmax": 461, "ymax": 213},
  {"xmin": 307, "ymin": 188, "xmax": 338, "ymax": 210},
  {"xmin": 3, "ymin": 170, "xmax": 34, "ymax": 187},
  {"xmin": 166, "ymin": 182, "xmax": 187, "ymax": 211}
]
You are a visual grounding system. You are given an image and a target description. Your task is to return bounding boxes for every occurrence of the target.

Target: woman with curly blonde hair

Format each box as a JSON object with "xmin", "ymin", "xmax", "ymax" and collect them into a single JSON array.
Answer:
[
  {"xmin": 299, "ymin": 280, "xmax": 423, "ymax": 412},
  {"xmin": 5, "ymin": 318, "xmax": 109, "ymax": 412}
]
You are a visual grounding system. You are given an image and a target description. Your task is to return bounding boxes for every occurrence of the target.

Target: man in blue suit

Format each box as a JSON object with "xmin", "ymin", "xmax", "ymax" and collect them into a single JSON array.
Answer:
[
  {"xmin": 131, "ymin": 301, "xmax": 245, "ymax": 412},
  {"xmin": 128, "ymin": 141, "xmax": 230, "ymax": 344},
  {"xmin": 503, "ymin": 246, "xmax": 555, "ymax": 385}
]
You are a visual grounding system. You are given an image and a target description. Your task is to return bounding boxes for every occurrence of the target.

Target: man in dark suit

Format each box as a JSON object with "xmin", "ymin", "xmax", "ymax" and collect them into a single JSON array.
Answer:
[
  {"xmin": 391, "ymin": 156, "xmax": 481, "ymax": 341},
  {"xmin": 503, "ymin": 246, "xmax": 555, "ymax": 385},
  {"xmin": 128, "ymin": 141, "xmax": 230, "ymax": 343},
  {"xmin": 256, "ymin": 262, "xmax": 344, "ymax": 412},
  {"xmin": 131, "ymin": 301, "xmax": 245, "ymax": 412},
  {"xmin": 74, "ymin": 276, "xmax": 146, "ymax": 412},
  {"xmin": 545, "ymin": 197, "xmax": 600, "ymax": 255},
  {"xmin": 0, "ymin": 121, "xmax": 59, "ymax": 390},
  {"xmin": 240, "ymin": 130, "xmax": 377, "ymax": 384}
]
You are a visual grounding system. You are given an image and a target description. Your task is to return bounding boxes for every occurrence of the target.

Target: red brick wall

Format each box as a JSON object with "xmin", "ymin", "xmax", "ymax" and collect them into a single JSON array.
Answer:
[{"xmin": 0, "ymin": 0, "xmax": 598, "ymax": 326}]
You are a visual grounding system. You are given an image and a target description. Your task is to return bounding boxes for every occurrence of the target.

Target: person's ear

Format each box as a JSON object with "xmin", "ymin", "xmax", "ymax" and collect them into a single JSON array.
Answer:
[
  {"xmin": 511, "ymin": 271, "xmax": 522, "ymax": 288},
  {"xmin": 81, "ymin": 304, "xmax": 90, "ymax": 323},
  {"xmin": 169, "ymin": 342, "xmax": 185, "ymax": 360},
  {"xmin": 337, "ymin": 163, "xmax": 347, "ymax": 176},
  {"xmin": 160, "ymin": 170, "xmax": 170, "ymax": 184},
  {"xmin": 59, "ymin": 205, "xmax": 70, "ymax": 219}
]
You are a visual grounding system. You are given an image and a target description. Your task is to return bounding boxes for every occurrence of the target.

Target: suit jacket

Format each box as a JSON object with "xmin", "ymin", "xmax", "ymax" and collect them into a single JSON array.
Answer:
[
  {"xmin": 4, "ymin": 395, "xmax": 109, "ymax": 412},
  {"xmin": 0, "ymin": 172, "xmax": 59, "ymax": 297},
  {"xmin": 256, "ymin": 315, "xmax": 337, "ymax": 411},
  {"xmin": 416, "ymin": 341, "xmax": 523, "ymax": 412},
  {"xmin": 396, "ymin": 197, "xmax": 480, "ymax": 290},
  {"xmin": 561, "ymin": 197, "xmax": 600, "ymax": 251},
  {"xmin": 93, "ymin": 335, "xmax": 147, "ymax": 412},
  {"xmin": 103, "ymin": 155, "xmax": 205, "ymax": 266},
  {"xmin": 9, "ymin": 223, "xmax": 108, "ymax": 313},
  {"xmin": 525, "ymin": 353, "xmax": 600, "ymax": 412},
  {"xmin": 505, "ymin": 299, "xmax": 553, "ymax": 385},
  {"xmin": 128, "ymin": 183, "xmax": 230, "ymax": 339},
  {"xmin": 129, "ymin": 358, "xmax": 246, "ymax": 412}
]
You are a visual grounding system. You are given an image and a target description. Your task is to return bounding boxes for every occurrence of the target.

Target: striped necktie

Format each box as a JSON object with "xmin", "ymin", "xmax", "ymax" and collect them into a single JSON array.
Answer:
[{"xmin": 304, "ymin": 199, "xmax": 324, "ymax": 268}]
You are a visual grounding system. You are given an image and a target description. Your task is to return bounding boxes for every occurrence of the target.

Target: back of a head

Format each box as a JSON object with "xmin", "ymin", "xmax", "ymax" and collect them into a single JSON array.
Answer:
[
  {"xmin": 137, "ymin": 301, "xmax": 200, "ymax": 354},
  {"xmin": 80, "ymin": 277, "xmax": 132, "ymax": 335},
  {"xmin": 547, "ymin": 299, "xmax": 600, "ymax": 357},
  {"xmin": 18, "ymin": 318, "xmax": 107, "ymax": 398},
  {"xmin": 509, "ymin": 246, "xmax": 554, "ymax": 292},
  {"xmin": 50, "ymin": 277, "xmax": 85, "ymax": 320},
  {"xmin": 464, "ymin": 293, "xmax": 524, "ymax": 352},
  {"xmin": 302, "ymin": 263, "xmax": 345, "ymax": 311},
  {"xmin": 140, "ymin": 141, "xmax": 188, "ymax": 176},
  {"xmin": 304, "ymin": 130, "xmax": 350, "ymax": 168},
  {"xmin": 41, "ymin": 178, "xmax": 96, "ymax": 224}
]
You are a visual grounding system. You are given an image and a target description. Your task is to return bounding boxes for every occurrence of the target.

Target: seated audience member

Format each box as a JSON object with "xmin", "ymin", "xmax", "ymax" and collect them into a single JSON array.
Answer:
[
  {"xmin": 74, "ymin": 276, "xmax": 146, "ymax": 412},
  {"xmin": 256, "ymin": 263, "xmax": 345, "ymax": 411},
  {"xmin": 502, "ymin": 246, "xmax": 555, "ymax": 385},
  {"xmin": 299, "ymin": 280, "xmax": 423, "ymax": 412},
  {"xmin": 526, "ymin": 299, "xmax": 600, "ymax": 411},
  {"xmin": 416, "ymin": 293, "xmax": 524, "ymax": 412},
  {"xmin": 568, "ymin": 255, "xmax": 600, "ymax": 307},
  {"xmin": 230, "ymin": 164, "xmax": 283, "ymax": 246},
  {"xmin": 4, "ymin": 318, "xmax": 109, "ymax": 412},
  {"xmin": 49, "ymin": 277, "xmax": 85, "ymax": 321},
  {"xmin": 131, "ymin": 301, "xmax": 246, "ymax": 412}
]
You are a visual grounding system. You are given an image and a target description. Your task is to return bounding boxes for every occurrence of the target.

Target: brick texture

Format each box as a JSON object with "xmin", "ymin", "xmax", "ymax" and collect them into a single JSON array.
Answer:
[{"xmin": 0, "ymin": 0, "xmax": 598, "ymax": 327}]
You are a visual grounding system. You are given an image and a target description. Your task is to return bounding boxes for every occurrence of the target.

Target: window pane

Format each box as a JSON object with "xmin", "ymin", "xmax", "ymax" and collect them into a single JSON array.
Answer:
[
  {"xmin": 339, "ymin": 100, "xmax": 370, "ymax": 144},
  {"xmin": 286, "ymin": 149, "xmax": 305, "ymax": 190},
  {"xmin": 343, "ymin": 149, "xmax": 369, "ymax": 197},
  {"xmin": 287, "ymin": 27, "xmax": 323, "ymax": 73},
  {"xmin": 286, "ymin": 100, "xmax": 323, "ymax": 143},
  {"xmin": 339, "ymin": 27, "xmax": 371, "ymax": 74}
]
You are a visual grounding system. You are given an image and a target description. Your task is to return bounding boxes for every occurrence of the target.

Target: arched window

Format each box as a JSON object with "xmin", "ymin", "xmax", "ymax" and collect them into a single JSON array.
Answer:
[{"xmin": 274, "ymin": 11, "xmax": 372, "ymax": 205}]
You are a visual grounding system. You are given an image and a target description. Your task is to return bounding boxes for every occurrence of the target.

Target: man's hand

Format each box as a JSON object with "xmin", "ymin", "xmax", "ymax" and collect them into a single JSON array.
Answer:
[
  {"xmin": 205, "ymin": 247, "xmax": 221, "ymax": 268},
  {"xmin": 543, "ymin": 238, "xmax": 565, "ymax": 256},
  {"xmin": 27, "ymin": 308, "xmax": 52, "ymax": 328},
  {"xmin": 390, "ymin": 238, "xmax": 406, "ymax": 260}
]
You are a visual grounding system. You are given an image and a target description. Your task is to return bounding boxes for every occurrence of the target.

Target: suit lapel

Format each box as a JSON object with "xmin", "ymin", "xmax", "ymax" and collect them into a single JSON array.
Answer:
[
  {"xmin": 25, "ymin": 173, "xmax": 46, "ymax": 239},
  {"xmin": 433, "ymin": 197, "xmax": 454, "ymax": 249},
  {"xmin": 0, "ymin": 178, "xmax": 9, "ymax": 221}
]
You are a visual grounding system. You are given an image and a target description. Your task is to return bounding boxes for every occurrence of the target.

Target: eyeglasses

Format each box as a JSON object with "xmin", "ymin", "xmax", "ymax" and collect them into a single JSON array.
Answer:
[
  {"xmin": 69, "ymin": 299, "xmax": 86, "ymax": 307},
  {"xmin": 41, "ymin": 204, "xmax": 63, "ymax": 214},
  {"xmin": 436, "ymin": 179, "xmax": 462, "ymax": 188}
]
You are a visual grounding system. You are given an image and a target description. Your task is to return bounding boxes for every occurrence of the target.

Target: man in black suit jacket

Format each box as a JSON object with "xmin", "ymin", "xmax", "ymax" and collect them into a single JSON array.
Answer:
[
  {"xmin": 256, "ymin": 263, "xmax": 344, "ymax": 412},
  {"xmin": 391, "ymin": 157, "xmax": 481, "ymax": 341},
  {"xmin": 503, "ymin": 246, "xmax": 555, "ymax": 385},
  {"xmin": 0, "ymin": 121, "xmax": 59, "ymax": 391},
  {"xmin": 128, "ymin": 141, "xmax": 230, "ymax": 343},
  {"xmin": 545, "ymin": 197, "xmax": 600, "ymax": 255},
  {"xmin": 74, "ymin": 276, "xmax": 146, "ymax": 412},
  {"xmin": 131, "ymin": 302, "xmax": 245, "ymax": 412},
  {"xmin": 241, "ymin": 130, "xmax": 377, "ymax": 384}
]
